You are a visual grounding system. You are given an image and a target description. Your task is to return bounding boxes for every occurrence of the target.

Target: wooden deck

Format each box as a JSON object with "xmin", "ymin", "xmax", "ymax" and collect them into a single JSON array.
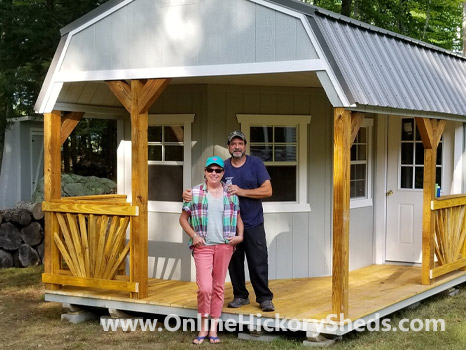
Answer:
[{"xmin": 45, "ymin": 264, "xmax": 466, "ymax": 335}]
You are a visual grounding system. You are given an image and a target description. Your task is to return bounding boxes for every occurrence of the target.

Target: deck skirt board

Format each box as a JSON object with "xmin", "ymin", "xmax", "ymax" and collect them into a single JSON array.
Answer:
[{"xmin": 45, "ymin": 265, "xmax": 466, "ymax": 334}]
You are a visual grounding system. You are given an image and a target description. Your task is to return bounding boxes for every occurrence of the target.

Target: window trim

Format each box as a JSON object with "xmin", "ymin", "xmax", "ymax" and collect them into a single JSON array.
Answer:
[
  {"xmin": 237, "ymin": 114, "xmax": 311, "ymax": 213},
  {"xmin": 147, "ymin": 114, "xmax": 194, "ymax": 213},
  {"xmin": 350, "ymin": 118, "xmax": 373, "ymax": 209}
]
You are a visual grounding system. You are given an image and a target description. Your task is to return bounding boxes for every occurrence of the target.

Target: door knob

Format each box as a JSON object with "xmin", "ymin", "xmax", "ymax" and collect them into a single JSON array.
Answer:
[{"xmin": 386, "ymin": 190, "xmax": 393, "ymax": 196}]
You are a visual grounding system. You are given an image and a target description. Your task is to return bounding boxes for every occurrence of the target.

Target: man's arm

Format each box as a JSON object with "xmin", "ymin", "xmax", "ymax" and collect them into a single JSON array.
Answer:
[{"xmin": 228, "ymin": 179, "xmax": 272, "ymax": 199}]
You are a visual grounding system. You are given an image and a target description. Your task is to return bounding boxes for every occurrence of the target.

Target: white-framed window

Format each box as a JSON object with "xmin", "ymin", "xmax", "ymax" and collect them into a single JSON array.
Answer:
[
  {"xmin": 350, "ymin": 118, "xmax": 373, "ymax": 208},
  {"xmin": 398, "ymin": 117, "xmax": 443, "ymax": 190},
  {"xmin": 237, "ymin": 114, "xmax": 311, "ymax": 213},
  {"xmin": 147, "ymin": 114, "xmax": 194, "ymax": 213}
]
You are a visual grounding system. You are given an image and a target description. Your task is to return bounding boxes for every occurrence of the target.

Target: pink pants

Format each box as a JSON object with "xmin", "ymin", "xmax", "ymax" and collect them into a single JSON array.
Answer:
[{"xmin": 193, "ymin": 244, "xmax": 233, "ymax": 318}]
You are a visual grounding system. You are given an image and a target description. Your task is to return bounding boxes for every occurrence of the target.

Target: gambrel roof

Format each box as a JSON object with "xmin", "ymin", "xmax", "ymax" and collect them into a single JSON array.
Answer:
[{"xmin": 36, "ymin": 0, "xmax": 466, "ymax": 120}]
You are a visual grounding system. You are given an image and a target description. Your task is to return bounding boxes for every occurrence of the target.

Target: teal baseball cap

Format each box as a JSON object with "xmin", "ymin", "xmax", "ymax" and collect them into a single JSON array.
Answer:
[{"xmin": 205, "ymin": 156, "xmax": 224, "ymax": 168}]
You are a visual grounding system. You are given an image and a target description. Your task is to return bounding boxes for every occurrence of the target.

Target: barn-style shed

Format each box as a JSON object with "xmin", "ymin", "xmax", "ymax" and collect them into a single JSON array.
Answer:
[{"xmin": 36, "ymin": 0, "xmax": 466, "ymax": 337}]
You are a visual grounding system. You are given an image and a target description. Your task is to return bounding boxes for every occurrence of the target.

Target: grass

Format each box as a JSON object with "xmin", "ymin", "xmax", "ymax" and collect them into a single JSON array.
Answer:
[{"xmin": 0, "ymin": 266, "xmax": 465, "ymax": 349}]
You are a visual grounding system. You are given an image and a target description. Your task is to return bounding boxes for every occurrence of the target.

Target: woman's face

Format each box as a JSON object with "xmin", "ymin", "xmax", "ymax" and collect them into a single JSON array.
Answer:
[{"xmin": 205, "ymin": 166, "xmax": 224, "ymax": 185}]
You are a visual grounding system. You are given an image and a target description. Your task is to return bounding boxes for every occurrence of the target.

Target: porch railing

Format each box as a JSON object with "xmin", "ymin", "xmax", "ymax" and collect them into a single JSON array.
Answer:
[
  {"xmin": 41, "ymin": 195, "xmax": 139, "ymax": 295},
  {"xmin": 429, "ymin": 194, "xmax": 466, "ymax": 279}
]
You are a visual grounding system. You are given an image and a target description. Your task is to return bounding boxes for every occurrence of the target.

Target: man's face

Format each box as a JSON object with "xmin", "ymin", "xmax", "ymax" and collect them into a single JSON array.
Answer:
[{"xmin": 228, "ymin": 138, "xmax": 246, "ymax": 159}]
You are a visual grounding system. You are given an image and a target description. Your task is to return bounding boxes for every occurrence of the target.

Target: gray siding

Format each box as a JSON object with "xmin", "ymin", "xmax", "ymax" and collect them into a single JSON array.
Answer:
[
  {"xmin": 123, "ymin": 84, "xmax": 375, "ymax": 281},
  {"xmin": 60, "ymin": 0, "xmax": 317, "ymax": 73}
]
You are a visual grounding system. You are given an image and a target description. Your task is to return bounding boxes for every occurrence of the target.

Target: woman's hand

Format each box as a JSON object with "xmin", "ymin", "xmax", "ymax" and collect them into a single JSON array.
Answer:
[
  {"xmin": 192, "ymin": 234, "xmax": 205, "ymax": 247},
  {"xmin": 227, "ymin": 235, "xmax": 243, "ymax": 246}
]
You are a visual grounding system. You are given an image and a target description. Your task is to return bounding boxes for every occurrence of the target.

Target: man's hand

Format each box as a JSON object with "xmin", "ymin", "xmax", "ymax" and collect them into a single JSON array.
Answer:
[
  {"xmin": 182, "ymin": 189, "xmax": 193, "ymax": 202},
  {"xmin": 227, "ymin": 235, "xmax": 243, "ymax": 246},
  {"xmin": 226, "ymin": 184, "xmax": 243, "ymax": 197}
]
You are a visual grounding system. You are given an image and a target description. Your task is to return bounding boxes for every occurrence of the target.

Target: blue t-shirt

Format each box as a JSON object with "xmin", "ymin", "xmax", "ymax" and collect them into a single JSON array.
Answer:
[{"xmin": 224, "ymin": 155, "xmax": 270, "ymax": 228}]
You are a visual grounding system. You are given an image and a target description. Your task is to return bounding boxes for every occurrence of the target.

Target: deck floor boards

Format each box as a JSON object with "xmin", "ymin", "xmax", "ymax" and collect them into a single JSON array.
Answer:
[{"xmin": 47, "ymin": 264, "xmax": 466, "ymax": 322}]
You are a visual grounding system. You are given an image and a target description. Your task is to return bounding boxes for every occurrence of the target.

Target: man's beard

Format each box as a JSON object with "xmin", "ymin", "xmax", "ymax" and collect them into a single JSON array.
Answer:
[{"xmin": 230, "ymin": 149, "xmax": 245, "ymax": 159}]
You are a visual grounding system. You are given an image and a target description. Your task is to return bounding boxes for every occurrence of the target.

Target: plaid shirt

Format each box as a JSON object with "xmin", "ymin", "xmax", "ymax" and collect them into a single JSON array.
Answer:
[{"xmin": 182, "ymin": 182, "xmax": 240, "ymax": 244}]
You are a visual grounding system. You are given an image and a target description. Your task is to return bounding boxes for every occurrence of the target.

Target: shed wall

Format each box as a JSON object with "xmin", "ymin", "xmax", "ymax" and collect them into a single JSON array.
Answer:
[{"xmin": 119, "ymin": 84, "xmax": 375, "ymax": 282}]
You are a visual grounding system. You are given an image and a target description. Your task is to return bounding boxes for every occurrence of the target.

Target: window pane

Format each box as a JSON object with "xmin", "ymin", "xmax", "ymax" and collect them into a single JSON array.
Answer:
[
  {"xmin": 350, "ymin": 164, "xmax": 356, "ymax": 180},
  {"xmin": 274, "ymin": 145, "xmax": 296, "ymax": 161},
  {"xmin": 355, "ymin": 164, "xmax": 366, "ymax": 180},
  {"xmin": 354, "ymin": 180, "xmax": 366, "ymax": 197},
  {"xmin": 357, "ymin": 127, "xmax": 367, "ymax": 143},
  {"xmin": 350, "ymin": 181, "xmax": 356, "ymax": 197},
  {"xmin": 148, "ymin": 165, "xmax": 183, "ymax": 201},
  {"xmin": 415, "ymin": 167, "xmax": 424, "ymax": 189},
  {"xmin": 357, "ymin": 145, "xmax": 366, "ymax": 161},
  {"xmin": 165, "ymin": 126, "xmax": 184, "ymax": 142},
  {"xmin": 250, "ymin": 127, "xmax": 272, "ymax": 142},
  {"xmin": 351, "ymin": 145, "xmax": 356, "ymax": 161},
  {"xmin": 263, "ymin": 166, "xmax": 296, "ymax": 202},
  {"xmin": 148, "ymin": 126, "xmax": 162, "ymax": 142},
  {"xmin": 148, "ymin": 145, "xmax": 162, "ymax": 161},
  {"xmin": 415, "ymin": 142, "xmax": 424, "ymax": 165},
  {"xmin": 401, "ymin": 143, "xmax": 414, "ymax": 165},
  {"xmin": 250, "ymin": 145, "xmax": 272, "ymax": 161},
  {"xmin": 436, "ymin": 143, "xmax": 442, "ymax": 165},
  {"xmin": 436, "ymin": 167, "xmax": 442, "ymax": 188},
  {"xmin": 165, "ymin": 146, "xmax": 184, "ymax": 161},
  {"xmin": 400, "ymin": 166, "xmax": 413, "ymax": 188},
  {"xmin": 274, "ymin": 127, "xmax": 296, "ymax": 143},
  {"xmin": 401, "ymin": 119, "xmax": 414, "ymax": 141}
]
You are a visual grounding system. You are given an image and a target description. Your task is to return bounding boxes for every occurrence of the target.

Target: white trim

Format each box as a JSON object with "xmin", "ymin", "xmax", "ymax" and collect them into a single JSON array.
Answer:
[
  {"xmin": 237, "ymin": 114, "xmax": 311, "ymax": 212},
  {"xmin": 55, "ymin": 60, "xmax": 325, "ymax": 83},
  {"xmin": 350, "ymin": 118, "xmax": 373, "ymax": 208},
  {"xmin": 451, "ymin": 122, "xmax": 464, "ymax": 194},
  {"xmin": 147, "ymin": 114, "xmax": 194, "ymax": 213},
  {"xmin": 54, "ymin": 103, "xmax": 128, "ymax": 116}
]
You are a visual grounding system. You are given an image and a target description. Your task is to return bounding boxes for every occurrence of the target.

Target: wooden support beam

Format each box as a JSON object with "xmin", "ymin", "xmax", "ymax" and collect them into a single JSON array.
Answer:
[
  {"xmin": 415, "ymin": 118, "xmax": 446, "ymax": 285},
  {"xmin": 106, "ymin": 80, "xmax": 132, "ymax": 112},
  {"xmin": 107, "ymin": 78, "xmax": 169, "ymax": 298},
  {"xmin": 43, "ymin": 110, "xmax": 62, "ymax": 290},
  {"xmin": 60, "ymin": 112, "xmax": 84, "ymax": 145},
  {"xmin": 350, "ymin": 112, "xmax": 364, "ymax": 145},
  {"xmin": 332, "ymin": 108, "xmax": 351, "ymax": 317}
]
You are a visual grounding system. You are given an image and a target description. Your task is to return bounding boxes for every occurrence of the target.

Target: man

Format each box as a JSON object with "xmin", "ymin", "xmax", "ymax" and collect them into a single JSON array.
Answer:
[{"xmin": 183, "ymin": 130, "xmax": 274, "ymax": 312}]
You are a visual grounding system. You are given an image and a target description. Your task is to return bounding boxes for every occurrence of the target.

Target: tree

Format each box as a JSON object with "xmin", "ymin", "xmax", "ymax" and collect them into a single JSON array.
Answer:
[
  {"xmin": 303, "ymin": 0, "xmax": 464, "ymax": 52},
  {"xmin": 0, "ymin": 0, "xmax": 110, "ymax": 173}
]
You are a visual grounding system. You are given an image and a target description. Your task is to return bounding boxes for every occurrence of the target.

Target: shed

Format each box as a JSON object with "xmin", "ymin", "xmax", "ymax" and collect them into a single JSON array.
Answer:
[{"xmin": 36, "ymin": 0, "xmax": 466, "ymax": 338}]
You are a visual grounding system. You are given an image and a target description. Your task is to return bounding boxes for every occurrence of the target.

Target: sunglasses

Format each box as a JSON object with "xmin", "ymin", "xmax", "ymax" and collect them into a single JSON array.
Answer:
[{"xmin": 205, "ymin": 168, "xmax": 224, "ymax": 173}]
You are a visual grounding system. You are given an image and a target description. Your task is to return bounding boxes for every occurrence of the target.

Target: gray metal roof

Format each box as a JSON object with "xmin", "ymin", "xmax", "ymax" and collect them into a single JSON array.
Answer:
[{"xmin": 268, "ymin": 0, "xmax": 466, "ymax": 118}]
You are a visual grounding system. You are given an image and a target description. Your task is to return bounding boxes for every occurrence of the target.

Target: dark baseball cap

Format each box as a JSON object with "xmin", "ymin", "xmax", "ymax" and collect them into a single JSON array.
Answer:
[{"xmin": 227, "ymin": 130, "xmax": 246, "ymax": 144}]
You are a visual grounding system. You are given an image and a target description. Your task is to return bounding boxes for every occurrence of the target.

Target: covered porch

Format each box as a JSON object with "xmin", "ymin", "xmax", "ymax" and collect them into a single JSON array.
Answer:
[{"xmin": 44, "ymin": 264, "xmax": 466, "ymax": 335}]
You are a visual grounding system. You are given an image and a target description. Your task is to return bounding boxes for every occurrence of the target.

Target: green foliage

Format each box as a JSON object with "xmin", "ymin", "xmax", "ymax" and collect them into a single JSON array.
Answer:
[{"xmin": 303, "ymin": 0, "xmax": 464, "ymax": 52}]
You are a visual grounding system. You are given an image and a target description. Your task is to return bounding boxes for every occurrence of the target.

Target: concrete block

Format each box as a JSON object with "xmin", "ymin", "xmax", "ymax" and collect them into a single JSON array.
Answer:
[
  {"xmin": 61, "ymin": 310, "xmax": 97, "ymax": 324},
  {"xmin": 62, "ymin": 303, "xmax": 83, "ymax": 313},
  {"xmin": 238, "ymin": 332, "xmax": 280, "ymax": 342}
]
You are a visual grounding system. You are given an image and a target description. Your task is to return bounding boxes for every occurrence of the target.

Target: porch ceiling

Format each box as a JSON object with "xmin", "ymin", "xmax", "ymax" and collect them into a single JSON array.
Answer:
[{"xmin": 55, "ymin": 71, "xmax": 322, "ymax": 114}]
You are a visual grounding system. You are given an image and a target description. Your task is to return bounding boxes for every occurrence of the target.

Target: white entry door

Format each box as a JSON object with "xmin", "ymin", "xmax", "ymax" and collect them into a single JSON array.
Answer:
[{"xmin": 386, "ymin": 117, "xmax": 448, "ymax": 263}]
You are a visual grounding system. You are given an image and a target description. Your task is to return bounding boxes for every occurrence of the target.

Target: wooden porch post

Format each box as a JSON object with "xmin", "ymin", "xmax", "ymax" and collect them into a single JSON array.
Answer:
[
  {"xmin": 43, "ymin": 110, "xmax": 62, "ymax": 290},
  {"xmin": 332, "ymin": 108, "xmax": 351, "ymax": 317},
  {"xmin": 107, "ymin": 78, "xmax": 170, "ymax": 299},
  {"xmin": 415, "ymin": 118, "xmax": 446, "ymax": 285}
]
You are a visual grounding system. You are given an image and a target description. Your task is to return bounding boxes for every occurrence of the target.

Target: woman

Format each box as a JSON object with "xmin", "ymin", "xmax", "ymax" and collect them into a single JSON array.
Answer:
[{"xmin": 179, "ymin": 156, "xmax": 244, "ymax": 344}]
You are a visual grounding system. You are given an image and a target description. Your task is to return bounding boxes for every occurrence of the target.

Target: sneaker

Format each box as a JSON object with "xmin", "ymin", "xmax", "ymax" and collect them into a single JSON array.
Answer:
[
  {"xmin": 260, "ymin": 300, "xmax": 275, "ymax": 312},
  {"xmin": 228, "ymin": 297, "xmax": 250, "ymax": 308}
]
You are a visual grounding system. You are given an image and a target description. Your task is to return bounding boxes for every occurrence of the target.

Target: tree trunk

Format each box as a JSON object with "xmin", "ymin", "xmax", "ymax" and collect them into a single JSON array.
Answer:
[
  {"xmin": 341, "ymin": 0, "xmax": 352, "ymax": 17},
  {"xmin": 0, "ymin": 222, "xmax": 22, "ymax": 250},
  {"xmin": 15, "ymin": 201, "xmax": 44, "ymax": 220},
  {"xmin": 18, "ymin": 244, "xmax": 41, "ymax": 267},
  {"xmin": 20, "ymin": 222, "xmax": 43, "ymax": 246},
  {"xmin": 0, "ymin": 249, "xmax": 14, "ymax": 268}
]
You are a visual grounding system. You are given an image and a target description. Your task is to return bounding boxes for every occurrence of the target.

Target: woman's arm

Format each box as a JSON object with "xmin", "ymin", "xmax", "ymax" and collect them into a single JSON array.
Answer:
[
  {"xmin": 179, "ymin": 210, "xmax": 205, "ymax": 246},
  {"xmin": 227, "ymin": 212, "xmax": 244, "ymax": 246}
]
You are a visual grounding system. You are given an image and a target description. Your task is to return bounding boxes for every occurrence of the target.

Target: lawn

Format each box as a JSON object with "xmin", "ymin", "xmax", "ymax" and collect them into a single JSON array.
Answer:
[{"xmin": 0, "ymin": 266, "xmax": 464, "ymax": 349}]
